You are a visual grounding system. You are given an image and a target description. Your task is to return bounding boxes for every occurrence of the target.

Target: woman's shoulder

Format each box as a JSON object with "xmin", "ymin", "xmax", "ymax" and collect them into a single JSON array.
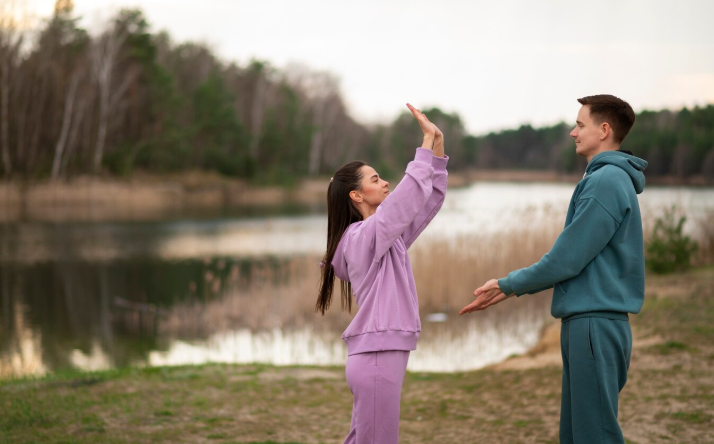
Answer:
[{"xmin": 340, "ymin": 220, "xmax": 373, "ymax": 251}]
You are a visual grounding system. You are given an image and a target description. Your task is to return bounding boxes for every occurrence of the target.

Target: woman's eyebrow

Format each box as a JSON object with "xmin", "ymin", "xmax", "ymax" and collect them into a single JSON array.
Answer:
[{"xmin": 371, "ymin": 174, "xmax": 379, "ymax": 180}]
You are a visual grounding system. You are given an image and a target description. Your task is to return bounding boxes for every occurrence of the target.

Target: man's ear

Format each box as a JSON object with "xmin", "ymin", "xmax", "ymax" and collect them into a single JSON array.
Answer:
[
  {"xmin": 349, "ymin": 190, "xmax": 362, "ymax": 203},
  {"xmin": 600, "ymin": 122, "xmax": 611, "ymax": 141}
]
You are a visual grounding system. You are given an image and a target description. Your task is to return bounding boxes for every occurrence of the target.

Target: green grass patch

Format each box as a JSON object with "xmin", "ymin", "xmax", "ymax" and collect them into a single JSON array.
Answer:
[{"xmin": 670, "ymin": 411, "xmax": 711, "ymax": 423}]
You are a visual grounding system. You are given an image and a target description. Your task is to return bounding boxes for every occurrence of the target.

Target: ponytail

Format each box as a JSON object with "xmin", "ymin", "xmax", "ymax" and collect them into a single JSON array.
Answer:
[{"xmin": 316, "ymin": 161, "xmax": 365, "ymax": 315}]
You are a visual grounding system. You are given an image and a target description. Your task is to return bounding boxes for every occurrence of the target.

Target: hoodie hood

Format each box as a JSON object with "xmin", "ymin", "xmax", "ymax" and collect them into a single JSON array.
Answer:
[
  {"xmin": 586, "ymin": 150, "xmax": 648, "ymax": 194},
  {"xmin": 331, "ymin": 225, "xmax": 356, "ymax": 282}
]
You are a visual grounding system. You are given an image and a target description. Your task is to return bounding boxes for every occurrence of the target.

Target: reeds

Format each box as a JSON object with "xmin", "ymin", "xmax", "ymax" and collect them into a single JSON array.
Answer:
[
  {"xmin": 411, "ymin": 225, "xmax": 561, "ymax": 311},
  {"xmin": 158, "ymin": 208, "xmax": 563, "ymax": 338},
  {"xmin": 157, "ymin": 203, "xmax": 713, "ymax": 339}
]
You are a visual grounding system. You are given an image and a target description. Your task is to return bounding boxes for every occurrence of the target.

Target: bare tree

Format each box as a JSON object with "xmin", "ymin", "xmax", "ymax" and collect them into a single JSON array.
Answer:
[
  {"xmin": 52, "ymin": 67, "xmax": 85, "ymax": 179},
  {"xmin": 0, "ymin": 0, "xmax": 25, "ymax": 177},
  {"xmin": 90, "ymin": 21, "xmax": 128, "ymax": 173}
]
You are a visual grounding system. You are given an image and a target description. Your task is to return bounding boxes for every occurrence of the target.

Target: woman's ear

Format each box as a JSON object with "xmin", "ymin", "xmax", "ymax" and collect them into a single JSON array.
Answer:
[{"xmin": 349, "ymin": 190, "xmax": 362, "ymax": 203}]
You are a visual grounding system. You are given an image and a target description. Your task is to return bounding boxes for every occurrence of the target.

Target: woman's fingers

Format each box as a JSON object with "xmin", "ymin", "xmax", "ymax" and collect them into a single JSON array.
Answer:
[
  {"xmin": 407, "ymin": 103, "xmax": 426, "ymax": 121},
  {"xmin": 407, "ymin": 103, "xmax": 436, "ymax": 141},
  {"xmin": 407, "ymin": 104, "xmax": 435, "ymax": 136}
]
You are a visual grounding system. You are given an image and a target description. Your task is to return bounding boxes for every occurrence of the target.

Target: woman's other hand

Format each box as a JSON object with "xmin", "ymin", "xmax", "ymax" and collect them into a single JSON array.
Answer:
[
  {"xmin": 433, "ymin": 122, "xmax": 444, "ymax": 158},
  {"xmin": 407, "ymin": 103, "xmax": 435, "ymax": 150}
]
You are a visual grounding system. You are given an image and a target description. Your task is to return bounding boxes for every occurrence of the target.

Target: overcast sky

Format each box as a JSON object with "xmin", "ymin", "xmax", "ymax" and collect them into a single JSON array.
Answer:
[{"xmin": 22, "ymin": 0, "xmax": 714, "ymax": 134}]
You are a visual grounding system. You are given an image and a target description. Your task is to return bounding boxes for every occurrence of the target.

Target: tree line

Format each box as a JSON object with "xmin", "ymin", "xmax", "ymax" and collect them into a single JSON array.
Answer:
[{"xmin": 0, "ymin": 2, "xmax": 712, "ymax": 183}]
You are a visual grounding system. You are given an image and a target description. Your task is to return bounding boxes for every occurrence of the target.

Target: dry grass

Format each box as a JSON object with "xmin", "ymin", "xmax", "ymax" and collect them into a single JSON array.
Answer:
[
  {"xmin": 157, "ymin": 203, "xmax": 713, "ymax": 339},
  {"xmin": 156, "ymin": 219, "xmax": 562, "ymax": 340},
  {"xmin": 411, "ymin": 224, "xmax": 561, "ymax": 311},
  {"xmin": 695, "ymin": 210, "xmax": 714, "ymax": 266}
]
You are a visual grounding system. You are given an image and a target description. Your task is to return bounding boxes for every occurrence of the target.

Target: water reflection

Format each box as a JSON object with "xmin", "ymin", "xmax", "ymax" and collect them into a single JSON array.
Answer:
[
  {"xmin": 146, "ymin": 296, "xmax": 552, "ymax": 373},
  {"xmin": 0, "ymin": 244, "xmax": 553, "ymax": 377},
  {"xmin": 0, "ymin": 300, "xmax": 48, "ymax": 378}
]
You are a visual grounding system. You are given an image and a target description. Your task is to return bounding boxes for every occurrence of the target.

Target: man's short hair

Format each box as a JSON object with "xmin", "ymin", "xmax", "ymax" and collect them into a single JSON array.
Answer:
[{"xmin": 577, "ymin": 95, "xmax": 636, "ymax": 144}]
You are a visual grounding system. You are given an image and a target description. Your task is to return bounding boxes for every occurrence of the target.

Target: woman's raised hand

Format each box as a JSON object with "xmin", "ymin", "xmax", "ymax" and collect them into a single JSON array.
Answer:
[{"xmin": 407, "ymin": 103, "xmax": 435, "ymax": 150}]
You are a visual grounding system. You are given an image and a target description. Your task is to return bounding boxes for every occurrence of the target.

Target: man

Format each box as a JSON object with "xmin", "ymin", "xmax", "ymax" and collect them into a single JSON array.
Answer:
[{"xmin": 461, "ymin": 95, "xmax": 647, "ymax": 444}]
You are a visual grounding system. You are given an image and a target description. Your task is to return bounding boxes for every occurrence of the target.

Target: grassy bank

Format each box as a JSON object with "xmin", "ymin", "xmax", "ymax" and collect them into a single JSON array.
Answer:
[{"xmin": 1, "ymin": 267, "xmax": 713, "ymax": 444}]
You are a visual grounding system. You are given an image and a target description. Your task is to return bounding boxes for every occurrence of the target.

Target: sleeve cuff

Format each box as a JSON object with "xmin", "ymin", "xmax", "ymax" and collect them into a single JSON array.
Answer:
[
  {"xmin": 414, "ymin": 147, "xmax": 434, "ymax": 164},
  {"xmin": 432, "ymin": 154, "xmax": 449, "ymax": 171},
  {"xmin": 498, "ymin": 277, "xmax": 514, "ymax": 297}
]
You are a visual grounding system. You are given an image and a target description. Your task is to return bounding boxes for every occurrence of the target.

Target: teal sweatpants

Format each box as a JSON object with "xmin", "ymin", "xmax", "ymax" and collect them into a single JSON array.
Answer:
[{"xmin": 560, "ymin": 315, "xmax": 632, "ymax": 444}]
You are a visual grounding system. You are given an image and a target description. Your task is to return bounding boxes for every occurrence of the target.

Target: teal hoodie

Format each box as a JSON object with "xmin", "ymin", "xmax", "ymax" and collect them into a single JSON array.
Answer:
[{"xmin": 498, "ymin": 150, "xmax": 648, "ymax": 319}]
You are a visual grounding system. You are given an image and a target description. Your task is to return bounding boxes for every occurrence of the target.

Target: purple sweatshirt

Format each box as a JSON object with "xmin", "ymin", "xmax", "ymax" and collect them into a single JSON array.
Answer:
[{"xmin": 332, "ymin": 148, "xmax": 449, "ymax": 355}]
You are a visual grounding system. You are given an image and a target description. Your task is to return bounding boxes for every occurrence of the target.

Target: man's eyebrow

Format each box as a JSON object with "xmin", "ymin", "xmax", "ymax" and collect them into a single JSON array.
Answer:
[{"xmin": 576, "ymin": 120, "xmax": 583, "ymax": 125}]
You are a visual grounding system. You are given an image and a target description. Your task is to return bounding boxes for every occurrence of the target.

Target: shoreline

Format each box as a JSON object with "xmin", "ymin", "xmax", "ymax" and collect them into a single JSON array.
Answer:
[{"xmin": 0, "ymin": 170, "xmax": 711, "ymax": 223}]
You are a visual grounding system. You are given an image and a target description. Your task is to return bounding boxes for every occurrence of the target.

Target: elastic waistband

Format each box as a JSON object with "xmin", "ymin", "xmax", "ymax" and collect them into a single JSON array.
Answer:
[
  {"xmin": 343, "ymin": 329, "xmax": 419, "ymax": 356},
  {"xmin": 561, "ymin": 311, "xmax": 629, "ymax": 323}
]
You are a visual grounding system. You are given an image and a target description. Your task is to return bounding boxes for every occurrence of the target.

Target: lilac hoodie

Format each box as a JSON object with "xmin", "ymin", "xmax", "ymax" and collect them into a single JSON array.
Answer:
[{"xmin": 332, "ymin": 148, "xmax": 448, "ymax": 356}]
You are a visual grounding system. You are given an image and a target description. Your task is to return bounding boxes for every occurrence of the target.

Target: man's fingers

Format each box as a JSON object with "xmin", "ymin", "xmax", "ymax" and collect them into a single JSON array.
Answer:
[
  {"xmin": 460, "ymin": 301, "xmax": 487, "ymax": 315},
  {"xmin": 482, "ymin": 292, "xmax": 507, "ymax": 308},
  {"xmin": 475, "ymin": 280, "xmax": 499, "ymax": 297},
  {"xmin": 459, "ymin": 301, "xmax": 480, "ymax": 315},
  {"xmin": 475, "ymin": 288, "xmax": 500, "ymax": 301},
  {"xmin": 461, "ymin": 294, "xmax": 491, "ymax": 314}
]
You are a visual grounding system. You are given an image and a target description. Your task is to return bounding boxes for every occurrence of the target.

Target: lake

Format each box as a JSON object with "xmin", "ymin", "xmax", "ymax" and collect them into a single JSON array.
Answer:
[{"xmin": 1, "ymin": 181, "xmax": 712, "ymax": 378}]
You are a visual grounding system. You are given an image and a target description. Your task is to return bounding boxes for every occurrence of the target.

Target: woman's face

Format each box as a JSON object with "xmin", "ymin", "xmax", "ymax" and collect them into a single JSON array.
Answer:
[{"xmin": 356, "ymin": 165, "xmax": 390, "ymax": 206}]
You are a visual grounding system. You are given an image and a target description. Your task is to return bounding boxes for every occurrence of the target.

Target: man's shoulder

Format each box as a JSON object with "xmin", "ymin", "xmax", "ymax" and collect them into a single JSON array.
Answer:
[
  {"xmin": 583, "ymin": 165, "xmax": 633, "ymax": 194},
  {"xmin": 578, "ymin": 166, "xmax": 636, "ymax": 217}
]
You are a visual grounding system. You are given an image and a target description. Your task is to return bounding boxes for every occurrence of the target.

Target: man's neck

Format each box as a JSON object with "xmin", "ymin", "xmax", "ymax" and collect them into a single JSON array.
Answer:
[{"xmin": 586, "ymin": 145, "xmax": 620, "ymax": 163}]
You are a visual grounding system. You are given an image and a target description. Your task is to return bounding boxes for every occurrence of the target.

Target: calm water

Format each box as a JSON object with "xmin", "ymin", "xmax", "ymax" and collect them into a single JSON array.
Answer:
[{"xmin": 1, "ymin": 182, "xmax": 712, "ymax": 378}]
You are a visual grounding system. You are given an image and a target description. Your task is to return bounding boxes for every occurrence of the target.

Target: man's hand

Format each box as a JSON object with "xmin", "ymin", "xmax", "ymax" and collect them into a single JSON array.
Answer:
[{"xmin": 459, "ymin": 279, "xmax": 514, "ymax": 315}]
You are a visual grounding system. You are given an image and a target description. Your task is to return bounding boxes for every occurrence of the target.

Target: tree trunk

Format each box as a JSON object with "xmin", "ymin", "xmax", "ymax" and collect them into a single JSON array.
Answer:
[
  {"xmin": 248, "ymin": 74, "xmax": 266, "ymax": 158},
  {"xmin": 0, "ymin": 47, "xmax": 11, "ymax": 177},
  {"xmin": 62, "ymin": 92, "xmax": 88, "ymax": 177},
  {"xmin": 52, "ymin": 70, "xmax": 80, "ymax": 179},
  {"xmin": 91, "ymin": 27, "xmax": 127, "ymax": 173}
]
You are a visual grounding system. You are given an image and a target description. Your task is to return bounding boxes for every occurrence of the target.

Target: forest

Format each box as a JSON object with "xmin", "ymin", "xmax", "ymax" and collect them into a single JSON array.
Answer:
[{"xmin": 1, "ymin": 2, "xmax": 712, "ymax": 184}]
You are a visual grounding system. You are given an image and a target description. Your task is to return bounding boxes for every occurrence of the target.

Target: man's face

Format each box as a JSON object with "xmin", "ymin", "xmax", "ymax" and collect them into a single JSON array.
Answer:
[{"xmin": 570, "ymin": 105, "xmax": 602, "ymax": 158}]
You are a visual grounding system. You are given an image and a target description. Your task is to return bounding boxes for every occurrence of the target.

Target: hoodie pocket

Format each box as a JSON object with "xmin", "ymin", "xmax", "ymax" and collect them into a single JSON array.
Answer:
[
  {"xmin": 551, "ymin": 282, "xmax": 569, "ymax": 317},
  {"xmin": 556, "ymin": 281, "xmax": 569, "ymax": 295}
]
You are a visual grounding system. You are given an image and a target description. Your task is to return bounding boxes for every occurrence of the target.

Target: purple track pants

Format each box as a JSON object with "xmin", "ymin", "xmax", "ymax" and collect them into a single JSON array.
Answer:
[{"xmin": 343, "ymin": 350, "xmax": 410, "ymax": 444}]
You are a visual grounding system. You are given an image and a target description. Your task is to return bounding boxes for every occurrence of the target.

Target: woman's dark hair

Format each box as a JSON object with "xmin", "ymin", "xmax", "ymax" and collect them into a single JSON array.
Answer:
[{"xmin": 316, "ymin": 160, "xmax": 365, "ymax": 315}]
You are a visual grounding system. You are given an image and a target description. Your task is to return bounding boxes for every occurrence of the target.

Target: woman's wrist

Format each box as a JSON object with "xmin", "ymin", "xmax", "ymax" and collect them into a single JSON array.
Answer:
[{"xmin": 422, "ymin": 135, "xmax": 435, "ymax": 150}]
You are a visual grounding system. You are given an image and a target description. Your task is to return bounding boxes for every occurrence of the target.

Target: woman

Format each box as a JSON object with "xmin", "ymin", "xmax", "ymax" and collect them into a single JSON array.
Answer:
[{"xmin": 316, "ymin": 103, "xmax": 448, "ymax": 444}]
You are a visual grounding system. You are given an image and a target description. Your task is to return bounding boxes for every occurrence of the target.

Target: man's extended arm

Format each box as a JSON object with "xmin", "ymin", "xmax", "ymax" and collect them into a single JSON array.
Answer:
[{"xmin": 461, "ymin": 196, "xmax": 622, "ymax": 314}]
